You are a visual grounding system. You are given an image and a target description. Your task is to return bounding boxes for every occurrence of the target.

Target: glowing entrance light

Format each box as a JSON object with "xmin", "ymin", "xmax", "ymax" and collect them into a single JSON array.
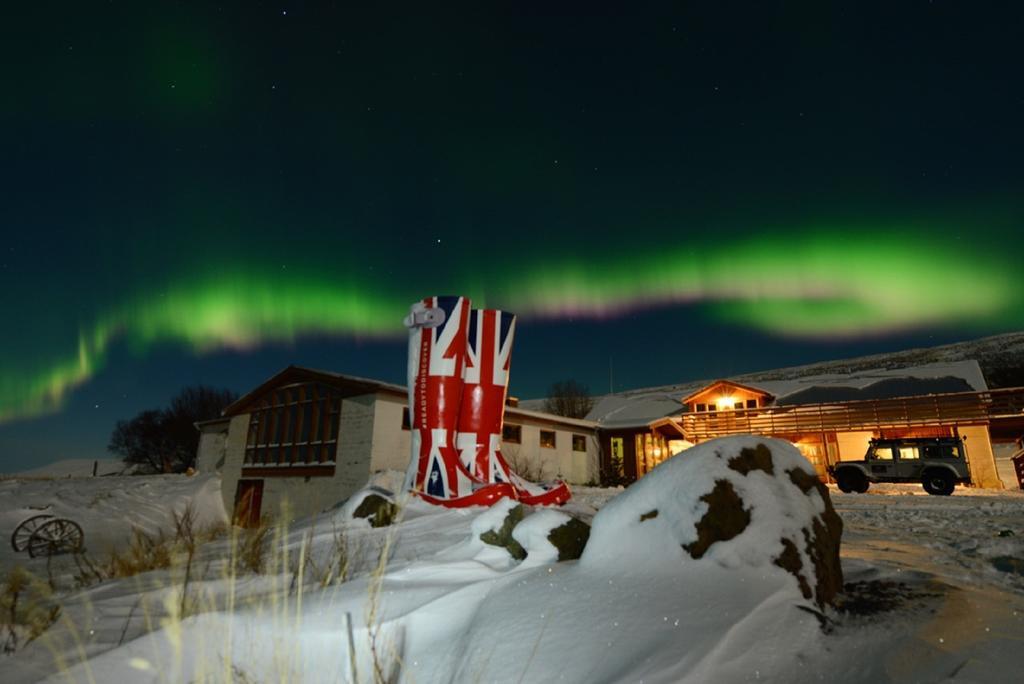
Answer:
[{"xmin": 717, "ymin": 396, "xmax": 737, "ymax": 411}]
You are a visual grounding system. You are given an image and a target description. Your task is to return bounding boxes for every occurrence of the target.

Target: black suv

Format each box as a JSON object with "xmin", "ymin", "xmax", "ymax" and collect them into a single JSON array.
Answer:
[{"xmin": 828, "ymin": 437, "xmax": 971, "ymax": 496}]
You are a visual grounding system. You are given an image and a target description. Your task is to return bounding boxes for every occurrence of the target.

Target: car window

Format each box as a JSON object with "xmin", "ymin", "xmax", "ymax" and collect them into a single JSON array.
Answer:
[
  {"xmin": 942, "ymin": 445, "xmax": 961, "ymax": 458},
  {"xmin": 870, "ymin": 446, "xmax": 894, "ymax": 460},
  {"xmin": 899, "ymin": 446, "xmax": 919, "ymax": 460}
]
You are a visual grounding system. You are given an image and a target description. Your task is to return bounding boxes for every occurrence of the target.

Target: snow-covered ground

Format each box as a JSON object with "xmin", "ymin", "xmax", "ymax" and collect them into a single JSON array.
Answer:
[
  {"xmin": 1, "ymin": 447, "xmax": 1023, "ymax": 683},
  {"xmin": 0, "ymin": 472, "xmax": 227, "ymax": 572}
]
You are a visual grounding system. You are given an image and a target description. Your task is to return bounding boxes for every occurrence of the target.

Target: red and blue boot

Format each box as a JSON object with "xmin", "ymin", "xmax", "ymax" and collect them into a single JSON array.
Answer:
[
  {"xmin": 403, "ymin": 296, "xmax": 516, "ymax": 508},
  {"xmin": 456, "ymin": 309, "xmax": 571, "ymax": 507}
]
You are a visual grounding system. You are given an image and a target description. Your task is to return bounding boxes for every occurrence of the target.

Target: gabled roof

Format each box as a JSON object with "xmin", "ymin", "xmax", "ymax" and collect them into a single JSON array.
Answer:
[
  {"xmin": 223, "ymin": 366, "xmax": 406, "ymax": 416},
  {"xmin": 222, "ymin": 365, "xmax": 599, "ymax": 430},
  {"xmin": 679, "ymin": 379, "xmax": 775, "ymax": 406}
]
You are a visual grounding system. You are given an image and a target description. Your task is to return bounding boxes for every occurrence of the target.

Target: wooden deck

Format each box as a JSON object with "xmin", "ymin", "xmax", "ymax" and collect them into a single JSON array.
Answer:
[{"xmin": 665, "ymin": 387, "xmax": 1024, "ymax": 442}]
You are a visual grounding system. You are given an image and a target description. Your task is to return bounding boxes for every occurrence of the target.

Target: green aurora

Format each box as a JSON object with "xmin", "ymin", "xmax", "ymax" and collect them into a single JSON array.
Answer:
[{"xmin": 2, "ymin": 226, "xmax": 1016, "ymax": 424}]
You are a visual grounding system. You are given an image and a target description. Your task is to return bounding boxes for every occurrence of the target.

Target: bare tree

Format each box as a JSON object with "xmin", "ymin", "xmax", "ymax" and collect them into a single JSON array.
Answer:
[
  {"xmin": 542, "ymin": 379, "xmax": 595, "ymax": 419},
  {"xmin": 108, "ymin": 410, "xmax": 171, "ymax": 473},
  {"xmin": 108, "ymin": 385, "xmax": 238, "ymax": 473}
]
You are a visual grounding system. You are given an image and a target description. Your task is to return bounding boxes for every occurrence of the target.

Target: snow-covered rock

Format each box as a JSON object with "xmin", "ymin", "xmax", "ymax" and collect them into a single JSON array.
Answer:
[
  {"xmin": 475, "ymin": 498, "xmax": 527, "ymax": 559},
  {"xmin": 330, "ymin": 485, "xmax": 399, "ymax": 528},
  {"xmin": 511, "ymin": 508, "xmax": 590, "ymax": 564},
  {"xmin": 583, "ymin": 436, "xmax": 843, "ymax": 607}
]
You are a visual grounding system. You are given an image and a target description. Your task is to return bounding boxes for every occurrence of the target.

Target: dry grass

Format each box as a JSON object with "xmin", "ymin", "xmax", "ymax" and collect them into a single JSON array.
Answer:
[
  {"xmin": 68, "ymin": 504, "xmax": 228, "ymax": 585},
  {"xmin": 24, "ymin": 494, "xmax": 415, "ymax": 682},
  {"xmin": 1, "ymin": 566, "xmax": 61, "ymax": 654},
  {"xmin": 230, "ymin": 520, "xmax": 271, "ymax": 577},
  {"xmin": 503, "ymin": 443, "xmax": 545, "ymax": 483}
]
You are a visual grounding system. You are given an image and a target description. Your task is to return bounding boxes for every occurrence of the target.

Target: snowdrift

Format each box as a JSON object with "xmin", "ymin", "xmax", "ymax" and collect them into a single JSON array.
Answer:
[{"xmin": 41, "ymin": 437, "xmax": 844, "ymax": 684}]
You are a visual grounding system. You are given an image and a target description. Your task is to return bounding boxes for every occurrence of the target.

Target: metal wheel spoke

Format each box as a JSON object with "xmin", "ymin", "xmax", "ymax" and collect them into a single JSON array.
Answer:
[
  {"xmin": 22, "ymin": 518, "xmax": 85, "ymax": 557},
  {"xmin": 11, "ymin": 513, "xmax": 55, "ymax": 552}
]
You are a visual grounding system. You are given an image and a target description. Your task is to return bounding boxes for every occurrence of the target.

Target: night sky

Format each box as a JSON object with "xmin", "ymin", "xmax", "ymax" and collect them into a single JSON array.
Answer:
[{"xmin": 1, "ymin": 2, "xmax": 1022, "ymax": 471}]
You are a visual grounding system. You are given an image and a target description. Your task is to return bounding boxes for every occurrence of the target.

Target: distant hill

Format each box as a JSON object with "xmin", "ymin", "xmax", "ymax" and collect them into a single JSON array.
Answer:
[
  {"xmin": 733, "ymin": 331, "xmax": 1024, "ymax": 390},
  {"xmin": 9, "ymin": 458, "xmax": 129, "ymax": 478},
  {"xmin": 524, "ymin": 331, "xmax": 1024, "ymax": 410}
]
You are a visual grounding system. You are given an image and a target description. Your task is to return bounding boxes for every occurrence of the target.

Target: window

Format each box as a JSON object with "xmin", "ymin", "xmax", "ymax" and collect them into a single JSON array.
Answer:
[
  {"xmin": 502, "ymin": 424, "xmax": 522, "ymax": 444},
  {"xmin": 695, "ymin": 403, "xmax": 706, "ymax": 412},
  {"xmin": 707, "ymin": 404, "xmax": 717, "ymax": 412},
  {"xmin": 244, "ymin": 382, "xmax": 341, "ymax": 467},
  {"xmin": 540, "ymin": 430, "xmax": 556, "ymax": 448},
  {"xmin": 923, "ymin": 444, "xmax": 961, "ymax": 459},
  {"xmin": 734, "ymin": 402, "xmax": 744, "ymax": 410},
  {"xmin": 869, "ymin": 446, "xmax": 894, "ymax": 460},
  {"xmin": 572, "ymin": 434, "xmax": 587, "ymax": 452},
  {"xmin": 898, "ymin": 446, "xmax": 919, "ymax": 460},
  {"xmin": 746, "ymin": 399, "xmax": 757, "ymax": 409},
  {"xmin": 401, "ymin": 407, "xmax": 410, "ymax": 430}
]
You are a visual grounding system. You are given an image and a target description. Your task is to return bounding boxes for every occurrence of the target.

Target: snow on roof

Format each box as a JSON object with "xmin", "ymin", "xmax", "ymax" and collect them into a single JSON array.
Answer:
[
  {"xmin": 582, "ymin": 359, "xmax": 988, "ymax": 428},
  {"xmin": 748, "ymin": 360, "xmax": 988, "ymax": 404},
  {"xmin": 586, "ymin": 393, "xmax": 687, "ymax": 429}
]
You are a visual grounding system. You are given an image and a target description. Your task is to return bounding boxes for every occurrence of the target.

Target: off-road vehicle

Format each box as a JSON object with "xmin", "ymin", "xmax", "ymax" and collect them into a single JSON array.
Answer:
[{"xmin": 829, "ymin": 437, "xmax": 970, "ymax": 496}]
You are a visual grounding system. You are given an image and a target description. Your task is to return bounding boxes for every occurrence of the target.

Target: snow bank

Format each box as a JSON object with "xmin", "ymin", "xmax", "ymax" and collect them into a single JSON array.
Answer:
[
  {"xmin": 0, "ymin": 473, "xmax": 228, "ymax": 572},
  {"xmin": 11, "ymin": 447, "xmax": 1024, "ymax": 683}
]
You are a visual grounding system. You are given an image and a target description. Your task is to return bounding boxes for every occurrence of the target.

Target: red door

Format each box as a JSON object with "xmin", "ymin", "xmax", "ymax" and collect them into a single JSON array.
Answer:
[{"xmin": 233, "ymin": 480, "xmax": 264, "ymax": 527}]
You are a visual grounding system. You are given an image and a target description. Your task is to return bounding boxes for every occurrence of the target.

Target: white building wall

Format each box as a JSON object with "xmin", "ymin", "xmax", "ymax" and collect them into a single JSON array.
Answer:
[
  {"xmin": 219, "ymin": 414, "xmax": 250, "ymax": 517},
  {"xmin": 835, "ymin": 431, "xmax": 874, "ymax": 461},
  {"xmin": 501, "ymin": 418, "xmax": 599, "ymax": 486},
  {"xmin": 329, "ymin": 394, "xmax": 376, "ymax": 501},
  {"xmin": 992, "ymin": 442, "xmax": 1021, "ymax": 490},
  {"xmin": 195, "ymin": 426, "xmax": 229, "ymax": 473},
  {"xmin": 216, "ymin": 390, "xmax": 601, "ymax": 523},
  {"xmin": 370, "ymin": 394, "xmax": 412, "ymax": 473},
  {"xmin": 219, "ymin": 395, "xmax": 380, "ymax": 523},
  {"xmin": 958, "ymin": 424, "xmax": 1003, "ymax": 489}
]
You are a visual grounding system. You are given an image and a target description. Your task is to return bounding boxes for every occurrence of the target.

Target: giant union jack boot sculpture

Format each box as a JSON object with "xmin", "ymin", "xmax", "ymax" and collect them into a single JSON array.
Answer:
[
  {"xmin": 403, "ymin": 296, "xmax": 516, "ymax": 508},
  {"xmin": 456, "ymin": 308, "xmax": 572, "ymax": 506}
]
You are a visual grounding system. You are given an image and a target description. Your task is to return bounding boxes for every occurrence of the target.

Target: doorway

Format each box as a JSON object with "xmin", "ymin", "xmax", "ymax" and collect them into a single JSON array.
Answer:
[{"xmin": 233, "ymin": 479, "xmax": 264, "ymax": 527}]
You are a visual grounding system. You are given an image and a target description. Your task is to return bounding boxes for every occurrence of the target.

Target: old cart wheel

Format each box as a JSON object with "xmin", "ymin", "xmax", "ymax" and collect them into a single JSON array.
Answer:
[
  {"xmin": 11, "ymin": 513, "xmax": 55, "ymax": 552},
  {"xmin": 26, "ymin": 518, "xmax": 84, "ymax": 558}
]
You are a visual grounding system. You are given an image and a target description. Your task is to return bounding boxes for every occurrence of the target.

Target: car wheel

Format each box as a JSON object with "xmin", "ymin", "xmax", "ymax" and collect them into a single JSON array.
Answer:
[
  {"xmin": 922, "ymin": 470, "xmax": 955, "ymax": 496},
  {"xmin": 836, "ymin": 469, "xmax": 867, "ymax": 494}
]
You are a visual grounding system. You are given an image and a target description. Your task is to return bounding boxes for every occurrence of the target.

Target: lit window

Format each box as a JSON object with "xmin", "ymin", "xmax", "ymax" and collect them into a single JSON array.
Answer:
[
  {"xmin": 540, "ymin": 430, "xmax": 556, "ymax": 448},
  {"xmin": 899, "ymin": 447, "xmax": 919, "ymax": 460},
  {"xmin": 870, "ymin": 447, "xmax": 894, "ymax": 460}
]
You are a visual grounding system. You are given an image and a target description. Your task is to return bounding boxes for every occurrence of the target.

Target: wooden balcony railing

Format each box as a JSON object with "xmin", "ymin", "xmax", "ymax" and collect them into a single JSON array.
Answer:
[{"xmin": 673, "ymin": 387, "xmax": 1024, "ymax": 441}]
